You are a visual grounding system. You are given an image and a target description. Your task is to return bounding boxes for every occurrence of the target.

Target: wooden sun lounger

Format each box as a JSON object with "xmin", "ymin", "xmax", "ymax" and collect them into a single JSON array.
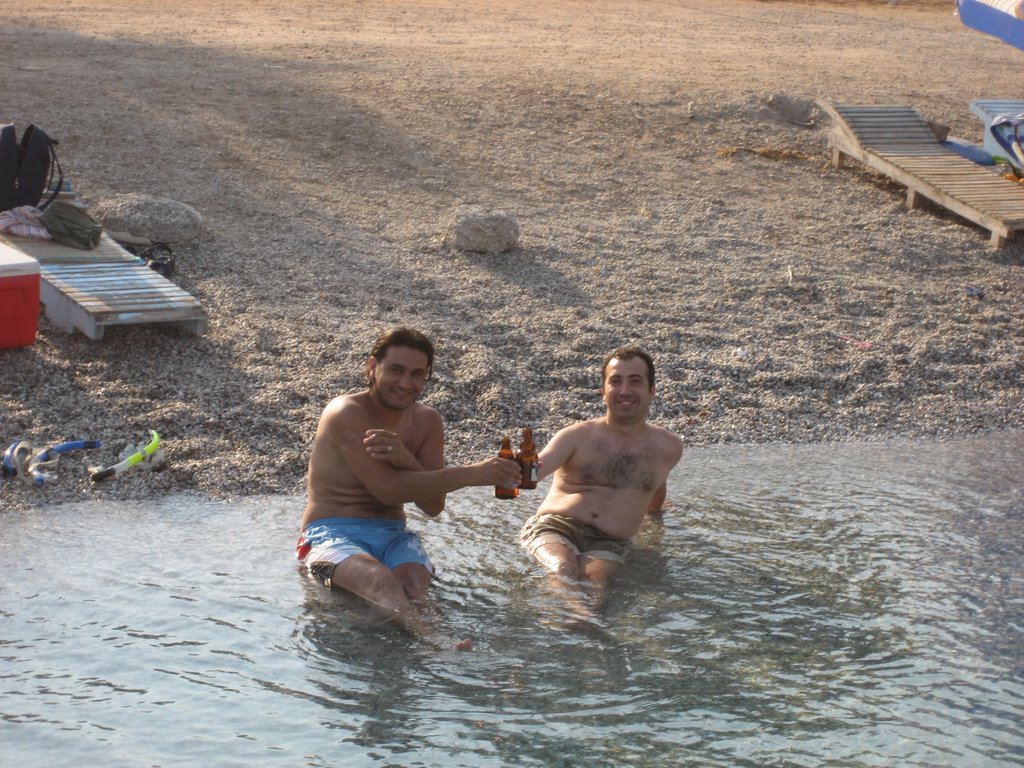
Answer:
[
  {"xmin": 817, "ymin": 99, "xmax": 1024, "ymax": 247},
  {"xmin": 0, "ymin": 231, "xmax": 208, "ymax": 339}
]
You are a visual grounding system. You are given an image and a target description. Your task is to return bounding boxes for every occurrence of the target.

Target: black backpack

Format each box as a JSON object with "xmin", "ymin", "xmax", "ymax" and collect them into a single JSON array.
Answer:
[{"xmin": 0, "ymin": 123, "xmax": 63, "ymax": 212}]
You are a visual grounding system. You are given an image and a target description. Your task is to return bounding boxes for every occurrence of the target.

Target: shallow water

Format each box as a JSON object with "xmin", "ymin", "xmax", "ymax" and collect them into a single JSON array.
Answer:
[{"xmin": 2, "ymin": 431, "xmax": 1022, "ymax": 767}]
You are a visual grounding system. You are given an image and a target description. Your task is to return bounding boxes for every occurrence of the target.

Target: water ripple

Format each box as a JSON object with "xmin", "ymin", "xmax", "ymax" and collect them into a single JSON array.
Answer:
[{"xmin": 0, "ymin": 435, "xmax": 1021, "ymax": 766}]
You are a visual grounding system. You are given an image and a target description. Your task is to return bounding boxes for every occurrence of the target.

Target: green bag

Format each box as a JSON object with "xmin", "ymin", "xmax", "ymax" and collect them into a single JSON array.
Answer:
[{"xmin": 40, "ymin": 200, "xmax": 103, "ymax": 249}]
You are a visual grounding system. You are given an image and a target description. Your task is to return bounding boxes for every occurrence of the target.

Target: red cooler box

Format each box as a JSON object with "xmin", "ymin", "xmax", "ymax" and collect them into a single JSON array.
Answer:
[{"xmin": 0, "ymin": 242, "xmax": 41, "ymax": 348}]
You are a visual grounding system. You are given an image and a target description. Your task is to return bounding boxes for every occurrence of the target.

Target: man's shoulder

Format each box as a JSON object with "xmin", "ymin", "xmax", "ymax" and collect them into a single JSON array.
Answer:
[
  {"xmin": 647, "ymin": 422, "xmax": 684, "ymax": 458},
  {"xmin": 647, "ymin": 421, "xmax": 681, "ymax": 441},
  {"xmin": 327, "ymin": 391, "xmax": 363, "ymax": 409},
  {"xmin": 324, "ymin": 392, "xmax": 372, "ymax": 422}
]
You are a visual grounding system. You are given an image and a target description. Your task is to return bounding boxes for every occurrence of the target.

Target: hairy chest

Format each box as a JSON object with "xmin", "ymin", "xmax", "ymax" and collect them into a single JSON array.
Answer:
[{"xmin": 573, "ymin": 443, "xmax": 657, "ymax": 492}]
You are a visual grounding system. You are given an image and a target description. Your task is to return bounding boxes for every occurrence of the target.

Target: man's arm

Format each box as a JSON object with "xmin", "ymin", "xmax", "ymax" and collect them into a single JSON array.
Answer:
[
  {"xmin": 326, "ymin": 399, "xmax": 519, "ymax": 508},
  {"xmin": 408, "ymin": 416, "xmax": 446, "ymax": 515},
  {"xmin": 647, "ymin": 481, "xmax": 668, "ymax": 515},
  {"xmin": 364, "ymin": 409, "xmax": 446, "ymax": 516},
  {"xmin": 648, "ymin": 428, "xmax": 684, "ymax": 515},
  {"xmin": 535, "ymin": 422, "xmax": 587, "ymax": 482}
]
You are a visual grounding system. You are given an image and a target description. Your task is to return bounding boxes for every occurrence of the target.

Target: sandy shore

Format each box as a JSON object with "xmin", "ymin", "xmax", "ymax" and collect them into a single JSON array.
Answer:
[{"xmin": 1, "ymin": 0, "xmax": 1021, "ymax": 510}]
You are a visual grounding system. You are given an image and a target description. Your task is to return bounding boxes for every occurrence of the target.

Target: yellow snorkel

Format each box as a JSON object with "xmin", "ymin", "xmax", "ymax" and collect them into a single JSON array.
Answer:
[{"xmin": 91, "ymin": 430, "xmax": 162, "ymax": 482}]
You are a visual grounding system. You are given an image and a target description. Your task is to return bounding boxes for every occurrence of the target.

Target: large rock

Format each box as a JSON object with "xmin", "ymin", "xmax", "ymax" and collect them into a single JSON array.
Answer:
[
  {"xmin": 446, "ymin": 206, "xmax": 520, "ymax": 253},
  {"xmin": 91, "ymin": 193, "xmax": 203, "ymax": 243}
]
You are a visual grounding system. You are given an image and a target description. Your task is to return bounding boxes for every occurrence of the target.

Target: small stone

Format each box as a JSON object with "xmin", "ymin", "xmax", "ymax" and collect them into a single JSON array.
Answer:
[{"xmin": 445, "ymin": 205, "xmax": 520, "ymax": 253}]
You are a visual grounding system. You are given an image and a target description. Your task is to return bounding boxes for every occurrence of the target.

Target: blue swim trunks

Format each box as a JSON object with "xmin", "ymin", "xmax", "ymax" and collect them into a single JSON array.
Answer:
[{"xmin": 296, "ymin": 517, "xmax": 433, "ymax": 587}]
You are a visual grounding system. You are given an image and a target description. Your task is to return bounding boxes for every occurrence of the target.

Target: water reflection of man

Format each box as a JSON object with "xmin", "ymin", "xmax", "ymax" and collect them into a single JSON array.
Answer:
[
  {"xmin": 297, "ymin": 327, "xmax": 520, "ymax": 650},
  {"xmin": 519, "ymin": 346, "xmax": 683, "ymax": 613}
]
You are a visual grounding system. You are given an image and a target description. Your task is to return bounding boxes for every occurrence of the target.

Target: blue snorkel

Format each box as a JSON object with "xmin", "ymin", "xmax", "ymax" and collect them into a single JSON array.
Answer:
[
  {"xmin": 28, "ymin": 440, "xmax": 103, "ymax": 487},
  {"xmin": 3, "ymin": 439, "xmax": 103, "ymax": 487},
  {"xmin": 2, "ymin": 441, "xmax": 34, "ymax": 480}
]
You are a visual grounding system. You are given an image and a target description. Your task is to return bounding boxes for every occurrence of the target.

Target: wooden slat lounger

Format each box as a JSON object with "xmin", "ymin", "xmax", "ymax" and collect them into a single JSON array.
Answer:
[
  {"xmin": 0, "ymin": 231, "xmax": 208, "ymax": 339},
  {"xmin": 817, "ymin": 99, "xmax": 1024, "ymax": 247}
]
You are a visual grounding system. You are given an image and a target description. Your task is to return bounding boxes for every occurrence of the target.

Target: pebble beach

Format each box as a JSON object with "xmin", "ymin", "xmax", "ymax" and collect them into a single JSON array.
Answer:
[{"xmin": 1, "ymin": 0, "xmax": 1021, "ymax": 511}]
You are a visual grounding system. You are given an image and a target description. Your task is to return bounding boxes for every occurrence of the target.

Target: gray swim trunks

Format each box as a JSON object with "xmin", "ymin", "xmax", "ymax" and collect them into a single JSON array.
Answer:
[{"xmin": 519, "ymin": 513, "xmax": 631, "ymax": 564}]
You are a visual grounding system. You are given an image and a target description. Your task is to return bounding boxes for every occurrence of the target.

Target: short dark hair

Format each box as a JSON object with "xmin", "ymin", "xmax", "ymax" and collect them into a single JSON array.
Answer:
[
  {"xmin": 601, "ymin": 346, "xmax": 655, "ymax": 389},
  {"xmin": 370, "ymin": 327, "xmax": 435, "ymax": 378}
]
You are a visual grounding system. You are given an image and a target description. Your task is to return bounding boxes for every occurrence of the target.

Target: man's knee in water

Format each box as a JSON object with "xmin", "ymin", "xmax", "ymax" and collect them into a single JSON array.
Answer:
[
  {"xmin": 536, "ymin": 546, "xmax": 583, "ymax": 580},
  {"xmin": 394, "ymin": 562, "xmax": 432, "ymax": 601}
]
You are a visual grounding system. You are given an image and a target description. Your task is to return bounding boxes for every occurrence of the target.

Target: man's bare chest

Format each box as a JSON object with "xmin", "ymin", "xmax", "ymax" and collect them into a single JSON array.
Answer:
[{"xmin": 573, "ymin": 445, "xmax": 657, "ymax": 492}]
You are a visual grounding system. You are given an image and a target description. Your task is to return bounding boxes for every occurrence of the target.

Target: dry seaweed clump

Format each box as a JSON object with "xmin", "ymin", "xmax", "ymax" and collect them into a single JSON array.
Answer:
[{"xmin": 716, "ymin": 146, "xmax": 813, "ymax": 160}]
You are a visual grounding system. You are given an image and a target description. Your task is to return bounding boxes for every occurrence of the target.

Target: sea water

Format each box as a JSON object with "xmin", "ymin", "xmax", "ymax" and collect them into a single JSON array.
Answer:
[{"xmin": 1, "ymin": 431, "xmax": 1021, "ymax": 767}]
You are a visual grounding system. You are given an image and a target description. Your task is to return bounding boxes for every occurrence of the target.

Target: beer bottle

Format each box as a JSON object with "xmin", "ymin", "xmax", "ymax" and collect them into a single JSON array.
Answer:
[
  {"xmin": 495, "ymin": 436, "xmax": 518, "ymax": 499},
  {"xmin": 517, "ymin": 428, "xmax": 539, "ymax": 490}
]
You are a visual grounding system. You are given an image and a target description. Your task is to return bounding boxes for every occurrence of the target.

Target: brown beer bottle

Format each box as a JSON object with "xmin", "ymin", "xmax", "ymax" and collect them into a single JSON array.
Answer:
[
  {"xmin": 517, "ymin": 428, "xmax": 539, "ymax": 490},
  {"xmin": 495, "ymin": 436, "xmax": 519, "ymax": 499}
]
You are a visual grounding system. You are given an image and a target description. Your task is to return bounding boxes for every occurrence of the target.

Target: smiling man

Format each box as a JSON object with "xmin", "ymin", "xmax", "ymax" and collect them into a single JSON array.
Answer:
[
  {"xmin": 298, "ymin": 327, "xmax": 520, "ymax": 649},
  {"xmin": 519, "ymin": 346, "xmax": 684, "ymax": 609}
]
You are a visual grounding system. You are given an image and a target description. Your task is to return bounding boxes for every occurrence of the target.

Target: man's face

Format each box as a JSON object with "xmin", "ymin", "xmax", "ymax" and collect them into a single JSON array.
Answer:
[
  {"xmin": 602, "ymin": 356, "xmax": 653, "ymax": 422},
  {"xmin": 368, "ymin": 346, "xmax": 430, "ymax": 411}
]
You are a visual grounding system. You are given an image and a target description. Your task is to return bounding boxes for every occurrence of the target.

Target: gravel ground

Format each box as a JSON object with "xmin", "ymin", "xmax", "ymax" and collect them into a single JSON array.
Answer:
[{"xmin": 1, "ymin": 0, "xmax": 1022, "ymax": 510}]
